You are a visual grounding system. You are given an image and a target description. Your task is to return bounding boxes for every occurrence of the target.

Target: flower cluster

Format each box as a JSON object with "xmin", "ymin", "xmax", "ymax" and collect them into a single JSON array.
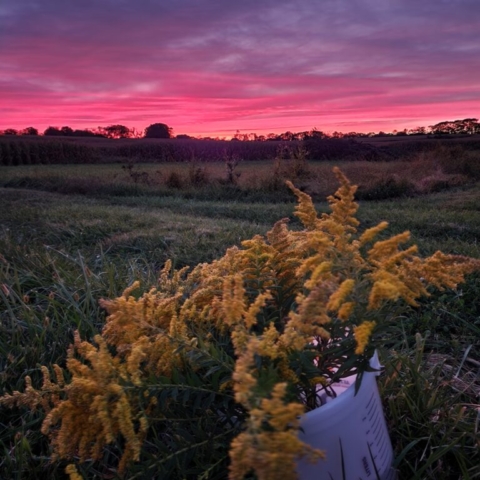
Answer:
[{"xmin": 2, "ymin": 168, "xmax": 478, "ymax": 480}]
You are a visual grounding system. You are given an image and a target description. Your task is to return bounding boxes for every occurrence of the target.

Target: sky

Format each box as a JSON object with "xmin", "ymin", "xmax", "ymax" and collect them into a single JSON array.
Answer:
[{"xmin": 1, "ymin": 0, "xmax": 480, "ymax": 138}]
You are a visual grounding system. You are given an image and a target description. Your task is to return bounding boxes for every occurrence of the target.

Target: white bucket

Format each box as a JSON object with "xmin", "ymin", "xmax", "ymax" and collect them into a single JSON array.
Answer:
[{"xmin": 296, "ymin": 354, "xmax": 397, "ymax": 480}]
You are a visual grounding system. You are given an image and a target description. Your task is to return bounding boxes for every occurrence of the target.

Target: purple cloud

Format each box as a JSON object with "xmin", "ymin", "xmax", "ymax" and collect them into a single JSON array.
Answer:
[{"xmin": 1, "ymin": 0, "xmax": 480, "ymax": 136}]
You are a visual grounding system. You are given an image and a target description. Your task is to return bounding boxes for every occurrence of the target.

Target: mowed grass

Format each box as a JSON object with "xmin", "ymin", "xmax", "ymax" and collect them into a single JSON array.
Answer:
[
  {"xmin": 1, "ymin": 162, "xmax": 479, "ymax": 479},
  {"xmin": 0, "ymin": 188, "xmax": 274, "ymax": 267}
]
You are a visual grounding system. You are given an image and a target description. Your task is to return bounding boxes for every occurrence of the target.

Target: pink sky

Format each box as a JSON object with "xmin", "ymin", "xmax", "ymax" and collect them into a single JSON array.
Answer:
[{"xmin": 1, "ymin": 0, "xmax": 479, "ymax": 137}]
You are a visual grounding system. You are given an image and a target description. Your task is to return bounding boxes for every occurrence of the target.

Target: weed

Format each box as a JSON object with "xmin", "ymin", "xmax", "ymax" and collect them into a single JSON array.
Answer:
[
  {"xmin": 356, "ymin": 176, "xmax": 416, "ymax": 200},
  {"xmin": 188, "ymin": 161, "xmax": 210, "ymax": 187},
  {"xmin": 165, "ymin": 170, "xmax": 183, "ymax": 189},
  {"xmin": 224, "ymin": 152, "xmax": 242, "ymax": 185},
  {"xmin": 122, "ymin": 160, "xmax": 152, "ymax": 185}
]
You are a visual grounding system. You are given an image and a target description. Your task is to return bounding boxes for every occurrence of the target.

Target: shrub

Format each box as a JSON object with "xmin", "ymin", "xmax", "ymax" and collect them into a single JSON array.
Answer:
[
  {"xmin": 188, "ymin": 161, "xmax": 210, "ymax": 186},
  {"xmin": 165, "ymin": 171, "xmax": 183, "ymax": 189},
  {"xmin": 356, "ymin": 176, "xmax": 416, "ymax": 200},
  {"xmin": 416, "ymin": 172, "xmax": 469, "ymax": 194},
  {"xmin": 275, "ymin": 145, "xmax": 311, "ymax": 180}
]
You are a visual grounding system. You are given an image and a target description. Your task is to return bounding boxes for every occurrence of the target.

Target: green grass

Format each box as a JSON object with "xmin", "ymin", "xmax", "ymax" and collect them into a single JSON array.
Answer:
[{"xmin": 1, "ymin": 163, "xmax": 479, "ymax": 479}]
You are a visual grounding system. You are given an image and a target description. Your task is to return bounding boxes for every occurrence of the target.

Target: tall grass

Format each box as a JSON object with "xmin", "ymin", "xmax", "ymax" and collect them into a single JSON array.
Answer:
[{"xmin": 2, "ymin": 141, "xmax": 480, "ymax": 204}]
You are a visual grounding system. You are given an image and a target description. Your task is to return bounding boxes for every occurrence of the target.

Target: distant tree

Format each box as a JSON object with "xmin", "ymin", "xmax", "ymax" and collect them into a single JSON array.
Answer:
[
  {"xmin": 72, "ymin": 129, "xmax": 97, "ymax": 137},
  {"xmin": 144, "ymin": 123, "xmax": 172, "ymax": 139},
  {"xmin": 60, "ymin": 126, "xmax": 74, "ymax": 136},
  {"xmin": 461, "ymin": 118, "xmax": 480, "ymax": 134},
  {"xmin": 99, "ymin": 124, "xmax": 132, "ymax": 139},
  {"xmin": 408, "ymin": 126, "xmax": 427, "ymax": 135},
  {"xmin": 233, "ymin": 130, "xmax": 249, "ymax": 141},
  {"xmin": 266, "ymin": 133, "xmax": 281, "ymax": 141},
  {"xmin": 428, "ymin": 120, "xmax": 471, "ymax": 135},
  {"xmin": 176, "ymin": 134, "xmax": 194, "ymax": 139},
  {"xmin": 44, "ymin": 126, "xmax": 62, "ymax": 136},
  {"xmin": 293, "ymin": 131, "xmax": 311, "ymax": 141},
  {"xmin": 21, "ymin": 127, "xmax": 38, "ymax": 136},
  {"xmin": 3, "ymin": 128, "xmax": 18, "ymax": 135},
  {"xmin": 129, "ymin": 127, "xmax": 143, "ymax": 139},
  {"xmin": 304, "ymin": 129, "xmax": 326, "ymax": 140}
]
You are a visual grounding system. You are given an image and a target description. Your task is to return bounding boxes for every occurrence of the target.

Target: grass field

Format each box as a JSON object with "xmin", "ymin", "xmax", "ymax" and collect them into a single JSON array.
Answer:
[{"xmin": 1, "ymin": 158, "xmax": 479, "ymax": 479}]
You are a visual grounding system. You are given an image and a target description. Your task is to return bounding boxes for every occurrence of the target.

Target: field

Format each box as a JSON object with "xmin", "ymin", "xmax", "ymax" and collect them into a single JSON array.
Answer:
[{"xmin": 1, "ymin": 140, "xmax": 480, "ymax": 479}]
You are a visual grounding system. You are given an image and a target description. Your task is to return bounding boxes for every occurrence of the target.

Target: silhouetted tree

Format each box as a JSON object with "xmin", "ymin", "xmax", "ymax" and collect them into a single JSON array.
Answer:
[
  {"xmin": 462, "ymin": 118, "xmax": 480, "ymax": 134},
  {"xmin": 60, "ymin": 126, "xmax": 74, "ymax": 136},
  {"xmin": 144, "ymin": 123, "xmax": 172, "ymax": 139},
  {"xmin": 408, "ymin": 126, "xmax": 427, "ymax": 135},
  {"xmin": 429, "ymin": 121, "xmax": 456, "ymax": 135},
  {"xmin": 44, "ymin": 126, "xmax": 63, "ymax": 136},
  {"xmin": 21, "ymin": 127, "xmax": 38, "ymax": 136},
  {"xmin": 266, "ymin": 133, "xmax": 281, "ymax": 141},
  {"xmin": 72, "ymin": 129, "xmax": 98, "ymax": 137},
  {"xmin": 99, "ymin": 124, "xmax": 132, "ymax": 139},
  {"xmin": 129, "ymin": 127, "xmax": 143, "ymax": 139},
  {"xmin": 428, "ymin": 119, "xmax": 480, "ymax": 135},
  {"xmin": 3, "ymin": 128, "xmax": 18, "ymax": 135}
]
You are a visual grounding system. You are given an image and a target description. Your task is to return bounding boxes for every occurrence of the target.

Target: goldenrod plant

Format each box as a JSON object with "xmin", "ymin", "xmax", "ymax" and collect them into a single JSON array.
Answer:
[{"xmin": 2, "ymin": 168, "xmax": 478, "ymax": 480}]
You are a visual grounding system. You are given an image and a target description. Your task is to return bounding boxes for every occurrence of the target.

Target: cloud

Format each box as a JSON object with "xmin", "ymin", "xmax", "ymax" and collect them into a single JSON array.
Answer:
[{"xmin": 1, "ymin": 0, "xmax": 480, "ymax": 135}]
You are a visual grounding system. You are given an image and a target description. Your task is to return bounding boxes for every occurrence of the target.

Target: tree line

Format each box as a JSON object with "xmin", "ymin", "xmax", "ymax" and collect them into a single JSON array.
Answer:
[
  {"xmin": 1, "ymin": 118, "xmax": 479, "ymax": 141},
  {"xmin": 230, "ymin": 118, "xmax": 480, "ymax": 141},
  {"xmin": 0, "ymin": 123, "xmax": 172, "ymax": 139}
]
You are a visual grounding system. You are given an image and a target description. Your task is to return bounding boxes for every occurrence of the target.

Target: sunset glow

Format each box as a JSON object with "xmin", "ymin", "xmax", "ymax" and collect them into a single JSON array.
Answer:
[{"xmin": 1, "ymin": 0, "xmax": 480, "ymax": 137}]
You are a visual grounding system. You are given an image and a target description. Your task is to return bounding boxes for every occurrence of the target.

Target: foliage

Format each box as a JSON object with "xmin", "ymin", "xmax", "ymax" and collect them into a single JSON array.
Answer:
[
  {"xmin": 1, "ymin": 169, "xmax": 479, "ymax": 479},
  {"xmin": 273, "ymin": 145, "xmax": 311, "ymax": 181},
  {"xmin": 144, "ymin": 123, "xmax": 172, "ymax": 139},
  {"xmin": 99, "ymin": 125, "xmax": 133, "ymax": 139},
  {"xmin": 21, "ymin": 127, "xmax": 38, "ymax": 136},
  {"xmin": 429, "ymin": 118, "xmax": 480, "ymax": 135},
  {"xmin": 356, "ymin": 176, "xmax": 416, "ymax": 200}
]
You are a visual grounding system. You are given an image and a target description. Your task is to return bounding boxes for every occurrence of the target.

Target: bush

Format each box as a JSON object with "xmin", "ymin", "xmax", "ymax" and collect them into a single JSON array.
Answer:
[
  {"xmin": 165, "ymin": 170, "xmax": 184, "ymax": 189},
  {"xmin": 188, "ymin": 162, "xmax": 210, "ymax": 186},
  {"xmin": 356, "ymin": 176, "xmax": 416, "ymax": 200}
]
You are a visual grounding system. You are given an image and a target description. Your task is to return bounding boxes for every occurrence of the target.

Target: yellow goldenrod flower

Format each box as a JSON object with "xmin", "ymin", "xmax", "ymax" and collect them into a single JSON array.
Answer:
[
  {"xmin": 122, "ymin": 280, "xmax": 140, "ymax": 298},
  {"xmin": 65, "ymin": 464, "xmax": 83, "ymax": 480},
  {"xmin": 326, "ymin": 278, "xmax": 355, "ymax": 312},
  {"xmin": 243, "ymin": 291, "xmax": 272, "ymax": 330},
  {"xmin": 359, "ymin": 221, "xmax": 389, "ymax": 246},
  {"xmin": 229, "ymin": 383, "xmax": 324, "ymax": 480},
  {"xmin": 353, "ymin": 321, "xmax": 376, "ymax": 354},
  {"xmin": 337, "ymin": 301, "xmax": 355, "ymax": 320},
  {"xmin": 285, "ymin": 180, "xmax": 319, "ymax": 230},
  {"xmin": 368, "ymin": 231, "xmax": 411, "ymax": 262}
]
